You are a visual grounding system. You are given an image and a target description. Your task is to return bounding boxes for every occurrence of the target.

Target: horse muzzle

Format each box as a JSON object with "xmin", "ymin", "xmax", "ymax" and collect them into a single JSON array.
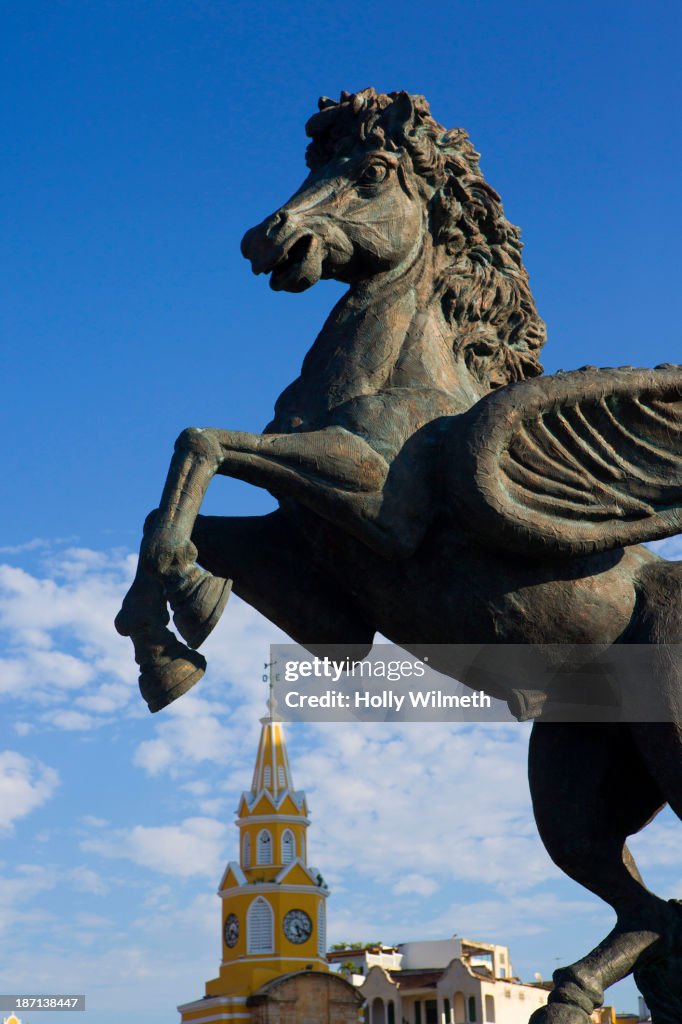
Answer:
[{"xmin": 241, "ymin": 211, "xmax": 326, "ymax": 292}]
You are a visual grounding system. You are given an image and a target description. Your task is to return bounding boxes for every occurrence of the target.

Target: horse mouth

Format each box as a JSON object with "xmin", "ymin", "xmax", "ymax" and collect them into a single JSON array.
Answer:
[{"xmin": 269, "ymin": 234, "xmax": 323, "ymax": 293}]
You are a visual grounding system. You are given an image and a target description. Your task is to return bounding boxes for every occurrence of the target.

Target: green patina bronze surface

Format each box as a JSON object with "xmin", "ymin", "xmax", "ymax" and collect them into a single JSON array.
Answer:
[{"xmin": 116, "ymin": 89, "xmax": 682, "ymax": 1023}]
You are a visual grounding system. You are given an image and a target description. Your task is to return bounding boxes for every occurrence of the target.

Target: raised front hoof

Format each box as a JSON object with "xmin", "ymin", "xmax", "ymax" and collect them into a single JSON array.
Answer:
[
  {"xmin": 139, "ymin": 644, "xmax": 207, "ymax": 713},
  {"xmin": 171, "ymin": 571, "xmax": 231, "ymax": 649},
  {"xmin": 528, "ymin": 1006, "xmax": 591, "ymax": 1024},
  {"xmin": 128, "ymin": 623, "xmax": 207, "ymax": 712}
]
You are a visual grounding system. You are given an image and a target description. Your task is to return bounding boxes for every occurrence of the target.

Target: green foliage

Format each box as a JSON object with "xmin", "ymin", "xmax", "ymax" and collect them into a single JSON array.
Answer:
[{"xmin": 329, "ymin": 940, "xmax": 384, "ymax": 951}]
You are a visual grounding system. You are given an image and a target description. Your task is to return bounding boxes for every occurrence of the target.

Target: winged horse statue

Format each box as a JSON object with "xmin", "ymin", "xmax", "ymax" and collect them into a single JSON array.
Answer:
[{"xmin": 116, "ymin": 89, "xmax": 682, "ymax": 1022}]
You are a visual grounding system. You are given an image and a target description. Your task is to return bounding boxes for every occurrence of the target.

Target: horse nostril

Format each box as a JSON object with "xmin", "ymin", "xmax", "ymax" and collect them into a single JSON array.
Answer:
[{"xmin": 267, "ymin": 210, "xmax": 289, "ymax": 236}]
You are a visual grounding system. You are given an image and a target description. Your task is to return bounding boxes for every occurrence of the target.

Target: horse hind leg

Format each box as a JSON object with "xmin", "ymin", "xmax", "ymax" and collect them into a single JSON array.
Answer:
[
  {"xmin": 625, "ymin": 558, "xmax": 682, "ymax": 1021},
  {"xmin": 527, "ymin": 721, "xmax": 668, "ymax": 1024}
]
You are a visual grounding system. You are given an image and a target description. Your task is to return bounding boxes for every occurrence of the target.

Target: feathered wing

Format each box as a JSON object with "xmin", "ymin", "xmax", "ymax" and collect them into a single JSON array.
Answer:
[{"xmin": 450, "ymin": 365, "xmax": 682, "ymax": 556}]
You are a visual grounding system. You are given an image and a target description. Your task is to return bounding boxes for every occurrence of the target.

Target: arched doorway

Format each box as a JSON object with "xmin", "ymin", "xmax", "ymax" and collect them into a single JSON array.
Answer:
[
  {"xmin": 372, "ymin": 997, "xmax": 386, "ymax": 1024},
  {"xmin": 453, "ymin": 993, "xmax": 466, "ymax": 1024}
]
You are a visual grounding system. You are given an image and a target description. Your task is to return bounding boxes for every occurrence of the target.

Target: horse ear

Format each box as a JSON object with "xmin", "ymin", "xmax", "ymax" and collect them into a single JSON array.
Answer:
[{"xmin": 386, "ymin": 91, "xmax": 416, "ymax": 135}]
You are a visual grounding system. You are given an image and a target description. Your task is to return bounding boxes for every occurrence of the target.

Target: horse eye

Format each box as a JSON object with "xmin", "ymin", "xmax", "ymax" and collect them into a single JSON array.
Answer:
[{"xmin": 359, "ymin": 163, "xmax": 388, "ymax": 185}]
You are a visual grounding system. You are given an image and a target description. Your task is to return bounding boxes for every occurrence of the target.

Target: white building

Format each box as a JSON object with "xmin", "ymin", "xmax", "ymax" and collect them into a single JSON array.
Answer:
[{"xmin": 328, "ymin": 938, "xmax": 549, "ymax": 1024}]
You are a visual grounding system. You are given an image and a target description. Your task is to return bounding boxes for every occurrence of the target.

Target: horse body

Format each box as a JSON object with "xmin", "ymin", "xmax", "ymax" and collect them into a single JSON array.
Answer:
[{"xmin": 117, "ymin": 89, "xmax": 682, "ymax": 1022}]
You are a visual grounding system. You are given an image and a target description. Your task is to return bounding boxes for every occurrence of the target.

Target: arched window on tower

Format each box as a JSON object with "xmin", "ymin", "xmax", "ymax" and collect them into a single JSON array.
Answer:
[
  {"xmin": 242, "ymin": 832, "xmax": 251, "ymax": 868},
  {"xmin": 247, "ymin": 897, "xmax": 273, "ymax": 953},
  {"xmin": 278, "ymin": 765, "xmax": 286, "ymax": 788},
  {"xmin": 317, "ymin": 901, "xmax": 326, "ymax": 956},
  {"xmin": 281, "ymin": 829, "xmax": 295, "ymax": 864},
  {"xmin": 257, "ymin": 828, "xmax": 272, "ymax": 865},
  {"xmin": 263, "ymin": 765, "xmax": 271, "ymax": 788}
]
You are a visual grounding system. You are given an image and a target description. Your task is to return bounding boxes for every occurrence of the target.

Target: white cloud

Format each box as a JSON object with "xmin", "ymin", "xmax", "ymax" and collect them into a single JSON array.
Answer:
[
  {"xmin": 0, "ymin": 647, "xmax": 94, "ymax": 696},
  {"xmin": 47, "ymin": 709, "xmax": 103, "ymax": 731},
  {"xmin": 627, "ymin": 806, "xmax": 681, "ymax": 870},
  {"xmin": 133, "ymin": 693, "xmax": 236, "ymax": 777},
  {"xmin": 0, "ymin": 752, "xmax": 60, "ymax": 832},
  {"xmin": 132, "ymin": 890, "xmax": 217, "ymax": 940},
  {"xmin": 433, "ymin": 890, "xmax": 604, "ymax": 940},
  {"xmin": 392, "ymin": 873, "xmax": 439, "ymax": 896},
  {"xmin": 296, "ymin": 721, "xmax": 551, "ymax": 896},
  {"xmin": 0, "ymin": 547, "xmax": 285, "ymax": 736},
  {"xmin": 0, "ymin": 552, "xmax": 137, "ymax": 715},
  {"xmin": 81, "ymin": 815, "xmax": 108, "ymax": 828},
  {"xmin": 324, "ymin": 888, "xmax": 604, "ymax": 952},
  {"xmin": 76, "ymin": 681, "xmax": 131, "ymax": 713},
  {"xmin": 0, "ymin": 863, "xmax": 58, "ymax": 934},
  {"xmin": 0, "ymin": 538, "xmax": 52, "ymax": 555},
  {"xmin": 181, "ymin": 780, "xmax": 212, "ymax": 796},
  {"xmin": 0, "ymin": 921, "xmax": 217, "ymax": 1014},
  {"xmin": 68, "ymin": 866, "xmax": 109, "ymax": 895},
  {"xmin": 82, "ymin": 816, "xmax": 228, "ymax": 879}
]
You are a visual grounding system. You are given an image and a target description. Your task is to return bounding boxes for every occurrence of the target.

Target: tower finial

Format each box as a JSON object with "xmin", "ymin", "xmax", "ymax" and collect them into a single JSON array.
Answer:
[{"xmin": 264, "ymin": 659, "xmax": 277, "ymax": 721}]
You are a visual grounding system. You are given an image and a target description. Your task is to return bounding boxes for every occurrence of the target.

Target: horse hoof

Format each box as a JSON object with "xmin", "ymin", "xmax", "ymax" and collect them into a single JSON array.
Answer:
[
  {"xmin": 139, "ymin": 649, "xmax": 206, "ymax": 713},
  {"xmin": 125, "ymin": 623, "xmax": 207, "ymax": 712},
  {"xmin": 171, "ymin": 571, "xmax": 231, "ymax": 649},
  {"xmin": 528, "ymin": 1006, "xmax": 590, "ymax": 1024}
]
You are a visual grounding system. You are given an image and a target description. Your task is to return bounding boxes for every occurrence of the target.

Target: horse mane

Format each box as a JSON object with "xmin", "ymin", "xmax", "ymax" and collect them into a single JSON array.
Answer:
[{"xmin": 305, "ymin": 87, "xmax": 546, "ymax": 389}]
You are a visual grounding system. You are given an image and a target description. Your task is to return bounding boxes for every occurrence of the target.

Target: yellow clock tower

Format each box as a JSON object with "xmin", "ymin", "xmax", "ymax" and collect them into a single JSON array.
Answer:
[{"xmin": 178, "ymin": 670, "xmax": 330, "ymax": 1024}]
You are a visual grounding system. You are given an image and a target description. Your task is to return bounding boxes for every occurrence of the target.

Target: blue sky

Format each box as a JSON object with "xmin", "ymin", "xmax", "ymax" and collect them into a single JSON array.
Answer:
[{"xmin": 2, "ymin": 2, "xmax": 681, "ymax": 1022}]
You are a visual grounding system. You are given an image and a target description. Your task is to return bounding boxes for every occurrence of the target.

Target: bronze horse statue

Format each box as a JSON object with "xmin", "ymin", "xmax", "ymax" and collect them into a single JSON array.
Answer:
[{"xmin": 116, "ymin": 89, "xmax": 682, "ymax": 1022}]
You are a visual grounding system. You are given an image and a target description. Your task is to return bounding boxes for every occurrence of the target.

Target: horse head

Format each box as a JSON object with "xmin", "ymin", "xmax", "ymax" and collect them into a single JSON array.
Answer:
[{"xmin": 241, "ymin": 87, "xmax": 546, "ymax": 391}]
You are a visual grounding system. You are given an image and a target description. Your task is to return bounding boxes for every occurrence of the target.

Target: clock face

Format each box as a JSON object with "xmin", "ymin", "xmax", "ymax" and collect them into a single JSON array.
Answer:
[
  {"xmin": 282, "ymin": 908, "xmax": 312, "ymax": 944},
  {"xmin": 224, "ymin": 913, "xmax": 240, "ymax": 948}
]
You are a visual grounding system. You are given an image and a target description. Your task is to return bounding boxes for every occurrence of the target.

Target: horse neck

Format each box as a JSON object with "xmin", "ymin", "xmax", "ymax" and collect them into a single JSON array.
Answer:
[{"xmin": 300, "ymin": 245, "xmax": 483, "ymax": 416}]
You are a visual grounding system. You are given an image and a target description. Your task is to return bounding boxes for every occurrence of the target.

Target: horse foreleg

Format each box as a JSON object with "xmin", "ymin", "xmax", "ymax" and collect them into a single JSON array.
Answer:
[
  {"xmin": 116, "ymin": 426, "xmax": 231, "ymax": 708},
  {"xmin": 120, "ymin": 422, "xmax": 381, "ymax": 689},
  {"xmin": 527, "ymin": 722, "xmax": 668, "ymax": 1024},
  {"xmin": 115, "ymin": 511, "xmax": 209, "ymax": 712},
  {"xmin": 141, "ymin": 420, "xmax": 434, "ymax": 608},
  {"xmin": 174, "ymin": 424, "xmax": 430, "ymax": 558},
  {"xmin": 205, "ymin": 425, "xmax": 413, "ymax": 555},
  {"xmin": 137, "ymin": 428, "xmax": 233, "ymax": 648}
]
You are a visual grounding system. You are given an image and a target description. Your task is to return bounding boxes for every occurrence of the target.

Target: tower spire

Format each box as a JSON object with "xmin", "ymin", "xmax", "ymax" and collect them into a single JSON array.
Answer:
[{"xmin": 251, "ymin": 661, "xmax": 294, "ymax": 797}]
